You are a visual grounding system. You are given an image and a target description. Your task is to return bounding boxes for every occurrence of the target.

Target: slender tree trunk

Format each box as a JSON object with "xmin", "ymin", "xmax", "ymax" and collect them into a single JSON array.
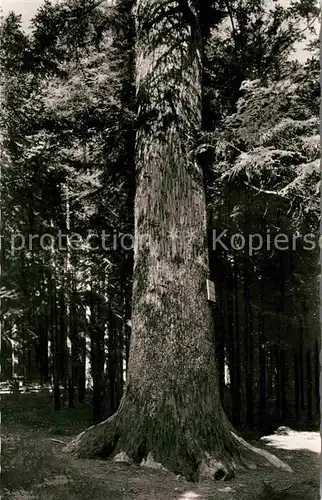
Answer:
[
  {"xmin": 115, "ymin": 316, "xmax": 124, "ymax": 409},
  {"xmin": 214, "ymin": 284, "xmax": 225, "ymax": 407},
  {"xmin": 314, "ymin": 340, "xmax": 319, "ymax": 415},
  {"xmin": 259, "ymin": 342, "xmax": 266, "ymax": 427},
  {"xmin": 51, "ymin": 279, "xmax": 61, "ymax": 411},
  {"xmin": 69, "ymin": 288, "xmax": 78, "ymax": 409},
  {"xmin": 294, "ymin": 352, "xmax": 300, "ymax": 422},
  {"xmin": 59, "ymin": 289, "xmax": 69, "ymax": 407},
  {"xmin": 274, "ymin": 344, "xmax": 281, "ymax": 421},
  {"xmin": 275, "ymin": 263, "xmax": 285, "ymax": 424},
  {"xmin": 63, "ymin": 183, "xmax": 74, "ymax": 408},
  {"xmin": 299, "ymin": 323, "xmax": 305, "ymax": 420},
  {"xmin": 227, "ymin": 270, "xmax": 236, "ymax": 426},
  {"xmin": 258, "ymin": 300, "xmax": 266, "ymax": 427},
  {"xmin": 243, "ymin": 260, "xmax": 254, "ymax": 428},
  {"xmin": 233, "ymin": 264, "xmax": 241, "ymax": 428},
  {"xmin": 90, "ymin": 289, "xmax": 106, "ymax": 424},
  {"xmin": 39, "ymin": 321, "xmax": 49, "ymax": 385},
  {"xmin": 78, "ymin": 333, "xmax": 86, "ymax": 405},
  {"xmin": 70, "ymin": 280, "xmax": 82, "ymax": 406},
  {"xmin": 65, "ymin": 0, "xmax": 291, "ymax": 479},
  {"xmin": 306, "ymin": 349, "xmax": 313, "ymax": 424},
  {"xmin": 120, "ymin": 255, "xmax": 132, "ymax": 381},
  {"xmin": 280, "ymin": 349, "xmax": 288, "ymax": 423},
  {"xmin": 123, "ymin": 290, "xmax": 132, "ymax": 376},
  {"xmin": 107, "ymin": 304, "xmax": 116, "ymax": 416}
]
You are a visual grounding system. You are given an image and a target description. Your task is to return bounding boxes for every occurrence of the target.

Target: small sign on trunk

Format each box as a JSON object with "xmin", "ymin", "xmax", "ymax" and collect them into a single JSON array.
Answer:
[{"xmin": 206, "ymin": 279, "xmax": 216, "ymax": 302}]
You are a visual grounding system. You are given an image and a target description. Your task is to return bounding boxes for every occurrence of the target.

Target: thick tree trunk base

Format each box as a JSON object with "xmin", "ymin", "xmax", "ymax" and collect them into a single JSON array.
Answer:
[{"xmin": 64, "ymin": 402, "xmax": 292, "ymax": 481}]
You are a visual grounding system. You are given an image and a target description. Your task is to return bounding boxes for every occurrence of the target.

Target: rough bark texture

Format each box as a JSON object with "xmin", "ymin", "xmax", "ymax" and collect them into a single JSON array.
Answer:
[{"xmin": 64, "ymin": 0, "xmax": 291, "ymax": 480}]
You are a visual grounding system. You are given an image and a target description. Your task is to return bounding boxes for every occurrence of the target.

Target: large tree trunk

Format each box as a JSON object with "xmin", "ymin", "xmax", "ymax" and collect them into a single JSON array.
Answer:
[{"xmin": 64, "ymin": 0, "xmax": 291, "ymax": 480}]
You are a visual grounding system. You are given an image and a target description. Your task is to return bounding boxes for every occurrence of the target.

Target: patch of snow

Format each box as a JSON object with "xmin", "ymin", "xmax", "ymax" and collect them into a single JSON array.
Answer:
[
  {"xmin": 178, "ymin": 493, "xmax": 201, "ymax": 500},
  {"xmin": 261, "ymin": 429, "xmax": 321, "ymax": 454}
]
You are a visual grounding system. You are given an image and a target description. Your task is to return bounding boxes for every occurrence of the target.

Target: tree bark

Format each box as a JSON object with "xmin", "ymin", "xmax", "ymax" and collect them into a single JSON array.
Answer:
[{"xmin": 64, "ymin": 0, "xmax": 291, "ymax": 480}]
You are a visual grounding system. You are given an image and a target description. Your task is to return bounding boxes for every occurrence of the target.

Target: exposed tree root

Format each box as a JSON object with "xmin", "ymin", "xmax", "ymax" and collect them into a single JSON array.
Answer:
[
  {"xmin": 63, "ymin": 413, "xmax": 121, "ymax": 458},
  {"xmin": 230, "ymin": 431, "xmax": 292, "ymax": 472},
  {"xmin": 197, "ymin": 431, "xmax": 292, "ymax": 481}
]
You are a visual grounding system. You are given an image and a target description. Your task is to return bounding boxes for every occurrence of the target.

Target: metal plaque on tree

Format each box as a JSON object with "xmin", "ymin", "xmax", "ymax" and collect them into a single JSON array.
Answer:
[{"xmin": 206, "ymin": 279, "xmax": 216, "ymax": 302}]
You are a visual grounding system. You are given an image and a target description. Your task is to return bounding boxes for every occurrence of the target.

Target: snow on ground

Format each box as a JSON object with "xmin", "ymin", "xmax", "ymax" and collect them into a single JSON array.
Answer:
[{"xmin": 261, "ymin": 429, "xmax": 321, "ymax": 454}]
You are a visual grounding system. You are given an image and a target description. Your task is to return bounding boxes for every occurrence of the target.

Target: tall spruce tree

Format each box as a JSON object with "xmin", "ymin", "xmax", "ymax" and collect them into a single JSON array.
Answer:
[{"xmin": 65, "ymin": 0, "xmax": 291, "ymax": 480}]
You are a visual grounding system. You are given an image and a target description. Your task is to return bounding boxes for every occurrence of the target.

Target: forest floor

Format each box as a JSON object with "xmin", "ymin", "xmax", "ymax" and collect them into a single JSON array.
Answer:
[{"xmin": 1, "ymin": 394, "xmax": 320, "ymax": 500}]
